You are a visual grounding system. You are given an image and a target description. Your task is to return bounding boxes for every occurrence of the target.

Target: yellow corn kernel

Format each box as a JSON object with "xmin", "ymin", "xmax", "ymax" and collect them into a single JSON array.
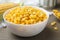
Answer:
[
  {"xmin": 53, "ymin": 10, "xmax": 58, "ymax": 13},
  {"xmin": 51, "ymin": 21, "xmax": 56, "ymax": 26},
  {"xmin": 53, "ymin": 27, "xmax": 58, "ymax": 31},
  {"xmin": 21, "ymin": 22, "xmax": 25, "ymax": 25},
  {"xmin": 7, "ymin": 18, "xmax": 11, "ymax": 22},
  {"xmin": 14, "ymin": 20, "xmax": 18, "ymax": 24},
  {"xmin": 29, "ymin": 19, "xmax": 34, "ymax": 24}
]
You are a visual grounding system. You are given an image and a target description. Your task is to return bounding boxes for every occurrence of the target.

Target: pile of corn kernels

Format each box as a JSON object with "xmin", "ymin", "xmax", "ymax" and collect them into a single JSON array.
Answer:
[
  {"xmin": 5, "ymin": 6, "xmax": 47, "ymax": 25},
  {"xmin": 53, "ymin": 10, "xmax": 60, "ymax": 19}
]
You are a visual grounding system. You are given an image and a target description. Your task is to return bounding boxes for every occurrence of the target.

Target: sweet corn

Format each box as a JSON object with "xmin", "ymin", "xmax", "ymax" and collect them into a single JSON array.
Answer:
[
  {"xmin": 5, "ymin": 6, "xmax": 47, "ymax": 25},
  {"xmin": 53, "ymin": 27, "xmax": 58, "ymax": 31},
  {"xmin": 0, "ymin": 3, "xmax": 19, "ymax": 14},
  {"xmin": 53, "ymin": 10, "xmax": 60, "ymax": 20},
  {"xmin": 51, "ymin": 21, "xmax": 56, "ymax": 26}
]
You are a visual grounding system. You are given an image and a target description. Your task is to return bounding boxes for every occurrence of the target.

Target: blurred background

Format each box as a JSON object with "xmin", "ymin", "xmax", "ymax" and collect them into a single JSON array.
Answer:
[
  {"xmin": 0, "ymin": 0, "xmax": 60, "ymax": 7},
  {"xmin": 0, "ymin": 0, "xmax": 59, "ymax": 9}
]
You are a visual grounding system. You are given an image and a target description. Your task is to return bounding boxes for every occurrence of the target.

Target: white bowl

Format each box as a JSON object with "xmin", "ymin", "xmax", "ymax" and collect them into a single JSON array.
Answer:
[{"xmin": 3, "ymin": 6, "xmax": 49, "ymax": 37}]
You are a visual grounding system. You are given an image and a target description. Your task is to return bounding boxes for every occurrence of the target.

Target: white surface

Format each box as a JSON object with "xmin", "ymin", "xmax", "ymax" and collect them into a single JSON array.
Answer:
[
  {"xmin": 24, "ymin": 0, "xmax": 39, "ymax": 6},
  {"xmin": 6, "ymin": 0, "xmax": 22, "ymax": 3},
  {"xmin": 0, "ymin": 0, "xmax": 6, "ymax": 4},
  {"xmin": 3, "ymin": 6, "xmax": 49, "ymax": 37}
]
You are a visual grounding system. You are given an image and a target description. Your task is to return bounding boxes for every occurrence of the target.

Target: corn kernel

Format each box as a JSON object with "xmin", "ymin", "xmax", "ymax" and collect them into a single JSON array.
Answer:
[
  {"xmin": 51, "ymin": 21, "xmax": 56, "ymax": 26},
  {"xmin": 53, "ymin": 27, "xmax": 58, "ymax": 31},
  {"xmin": 53, "ymin": 10, "xmax": 60, "ymax": 20}
]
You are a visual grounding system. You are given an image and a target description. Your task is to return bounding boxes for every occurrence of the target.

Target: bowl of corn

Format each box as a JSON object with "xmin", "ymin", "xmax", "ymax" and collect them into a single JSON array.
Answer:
[{"xmin": 3, "ymin": 6, "xmax": 49, "ymax": 37}]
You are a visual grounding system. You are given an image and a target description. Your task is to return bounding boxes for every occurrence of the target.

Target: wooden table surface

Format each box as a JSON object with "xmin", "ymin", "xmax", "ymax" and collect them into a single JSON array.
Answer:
[{"xmin": 0, "ymin": 14, "xmax": 60, "ymax": 40}]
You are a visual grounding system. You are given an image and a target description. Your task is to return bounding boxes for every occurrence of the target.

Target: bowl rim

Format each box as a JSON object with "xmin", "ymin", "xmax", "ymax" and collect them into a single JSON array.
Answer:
[{"xmin": 3, "ymin": 6, "xmax": 49, "ymax": 26}]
